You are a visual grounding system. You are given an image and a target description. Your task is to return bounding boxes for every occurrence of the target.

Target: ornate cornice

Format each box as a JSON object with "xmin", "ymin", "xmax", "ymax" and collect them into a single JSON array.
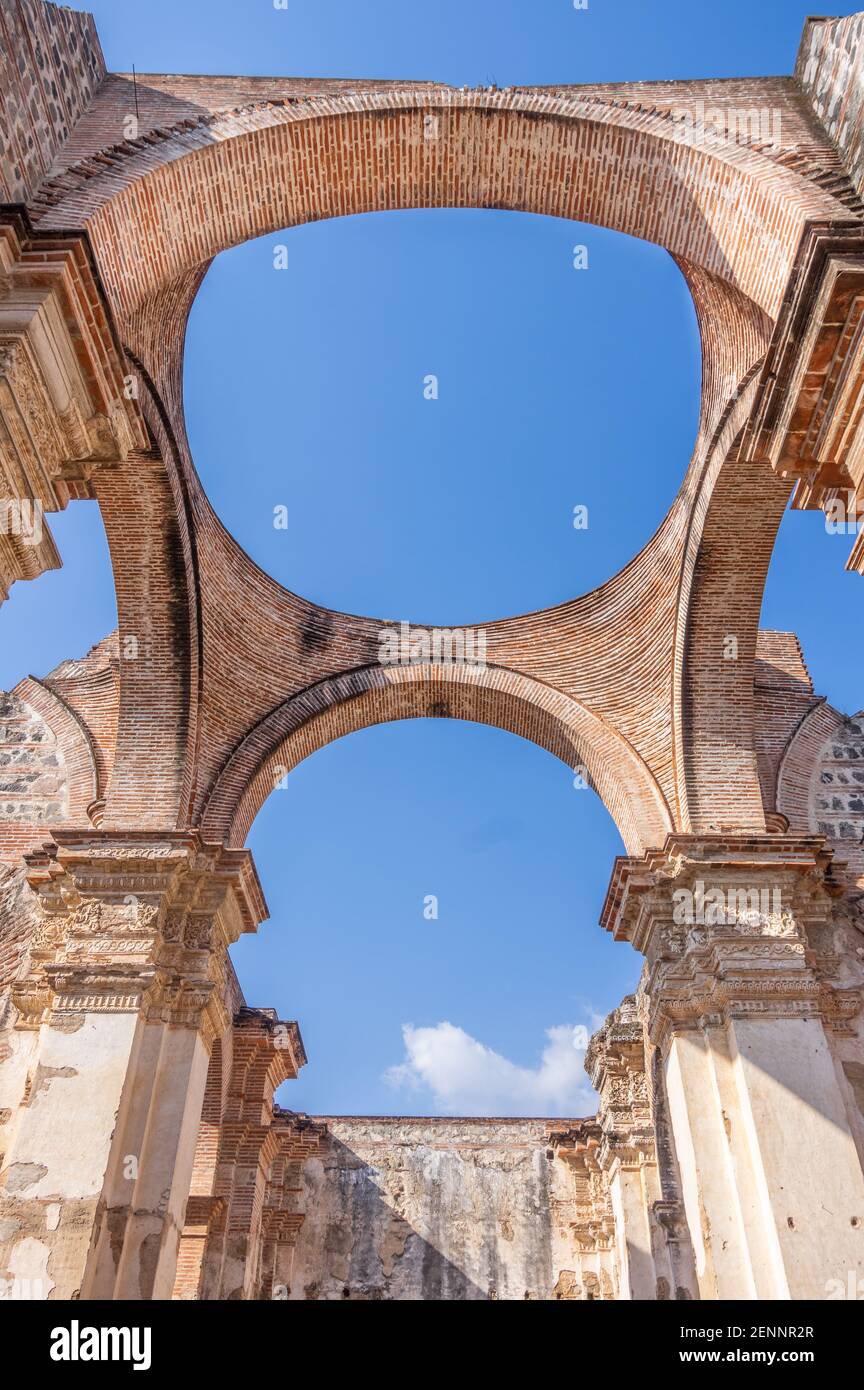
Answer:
[
  {"xmin": 599, "ymin": 835, "xmax": 863, "ymax": 1049},
  {"xmin": 14, "ymin": 830, "xmax": 265, "ymax": 1027}
]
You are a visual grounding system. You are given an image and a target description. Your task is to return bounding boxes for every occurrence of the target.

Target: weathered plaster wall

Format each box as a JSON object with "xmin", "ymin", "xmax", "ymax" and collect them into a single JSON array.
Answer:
[{"xmin": 289, "ymin": 1117, "xmax": 594, "ymax": 1301}]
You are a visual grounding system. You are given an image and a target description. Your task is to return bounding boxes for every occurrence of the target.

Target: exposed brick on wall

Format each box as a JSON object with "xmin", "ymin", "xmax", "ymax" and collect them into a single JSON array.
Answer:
[
  {"xmin": 0, "ymin": 0, "xmax": 104, "ymax": 203},
  {"xmin": 0, "ymin": 689, "xmax": 65, "ymax": 854},
  {"xmin": 0, "ymin": 861, "xmax": 36, "ymax": 1007},
  {"xmin": 13, "ymin": 675, "xmax": 95, "ymax": 811},
  {"xmin": 0, "ymin": 3, "xmax": 861, "ymax": 856},
  {"xmin": 38, "ymin": 632, "xmax": 119, "ymax": 802},
  {"xmin": 0, "ymin": 635, "xmax": 119, "ymax": 860},
  {"xmin": 797, "ymin": 14, "xmax": 864, "ymax": 199}
]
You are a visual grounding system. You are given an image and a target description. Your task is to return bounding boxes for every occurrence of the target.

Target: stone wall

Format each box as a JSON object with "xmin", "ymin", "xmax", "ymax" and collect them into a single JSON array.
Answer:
[
  {"xmin": 0, "ymin": 0, "xmax": 105, "ymax": 204},
  {"xmin": 798, "ymin": 14, "xmax": 864, "ymax": 198},
  {"xmin": 288, "ymin": 1117, "xmax": 597, "ymax": 1302}
]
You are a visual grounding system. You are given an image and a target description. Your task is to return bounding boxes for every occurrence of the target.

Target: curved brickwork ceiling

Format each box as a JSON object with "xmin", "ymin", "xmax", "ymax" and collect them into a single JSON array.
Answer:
[
  {"xmin": 674, "ymin": 261, "xmax": 773, "ymax": 451},
  {"xmin": 85, "ymin": 142, "xmax": 814, "ymax": 842},
  {"xmin": 1, "ymin": 4, "xmax": 863, "ymax": 852}
]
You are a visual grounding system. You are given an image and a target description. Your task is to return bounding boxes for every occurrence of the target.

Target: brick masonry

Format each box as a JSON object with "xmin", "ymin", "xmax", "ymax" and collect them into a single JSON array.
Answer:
[
  {"xmin": 0, "ymin": 0, "xmax": 860, "ymax": 862},
  {"xmin": 0, "ymin": 0, "xmax": 863, "ymax": 1306}
]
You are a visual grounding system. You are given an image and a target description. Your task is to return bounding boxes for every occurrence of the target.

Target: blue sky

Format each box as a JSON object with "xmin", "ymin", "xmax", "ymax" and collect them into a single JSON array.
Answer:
[{"xmin": 1, "ymin": 0, "xmax": 862, "ymax": 1115}]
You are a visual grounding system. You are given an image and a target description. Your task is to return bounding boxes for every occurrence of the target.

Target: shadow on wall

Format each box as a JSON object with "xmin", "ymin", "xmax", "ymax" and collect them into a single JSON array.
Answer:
[
  {"xmin": 292, "ymin": 1135, "xmax": 489, "ymax": 1301},
  {"xmin": 287, "ymin": 1118, "xmax": 579, "ymax": 1301}
]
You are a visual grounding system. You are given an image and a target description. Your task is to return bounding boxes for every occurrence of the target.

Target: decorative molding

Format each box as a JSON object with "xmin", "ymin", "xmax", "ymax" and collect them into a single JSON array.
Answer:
[{"xmin": 14, "ymin": 829, "xmax": 265, "ymax": 1027}]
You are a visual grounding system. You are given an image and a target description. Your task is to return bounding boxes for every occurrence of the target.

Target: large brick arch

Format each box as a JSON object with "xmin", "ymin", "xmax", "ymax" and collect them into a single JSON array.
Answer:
[
  {"xmin": 34, "ymin": 88, "xmax": 850, "ymax": 326},
  {"xmin": 7, "ymin": 59, "xmax": 863, "ymax": 841},
  {"xmin": 199, "ymin": 663, "xmax": 673, "ymax": 856}
]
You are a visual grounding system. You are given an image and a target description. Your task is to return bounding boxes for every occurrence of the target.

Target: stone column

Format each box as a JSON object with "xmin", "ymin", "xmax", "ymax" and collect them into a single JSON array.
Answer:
[
  {"xmin": 257, "ymin": 1111, "xmax": 323, "ymax": 1301},
  {"xmin": 586, "ymin": 996, "xmax": 694, "ymax": 1300},
  {"xmin": 602, "ymin": 834, "xmax": 864, "ymax": 1301},
  {"xmin": 0, "ymin": 830, "xmax": 264, "ymax": 1301},
  {"xmin": 586, "ymin": 999, "xmax": 660, "ymax": 1301}
]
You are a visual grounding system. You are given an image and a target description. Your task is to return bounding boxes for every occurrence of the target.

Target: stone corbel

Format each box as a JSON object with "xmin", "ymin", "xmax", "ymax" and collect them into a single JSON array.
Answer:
[{"xmin": 586, "ymin": 995, "xmax": 654, "ymax": 1167}]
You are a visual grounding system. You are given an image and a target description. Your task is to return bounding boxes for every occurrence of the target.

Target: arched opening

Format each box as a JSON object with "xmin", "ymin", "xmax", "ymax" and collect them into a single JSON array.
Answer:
[
  {"xmin": 761, "ymin": 503, "xmax": 864, "ymax": 716},
  {"xmin": 184, "ymin": 209, "xmax": 700, "ymax": 617},
  {"xmin": 230, "ymin": 717, "xmax": 637, "ymax": 1117}
]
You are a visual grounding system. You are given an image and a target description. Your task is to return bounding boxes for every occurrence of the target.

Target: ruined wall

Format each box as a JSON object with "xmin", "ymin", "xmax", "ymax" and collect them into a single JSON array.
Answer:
[
  {"xmin": 798, "ymin": 14, "xmax": 864, "ymax": 198},
  {"xmin": 289, "ymin": 1117, "xmax": 597, "ymax": 1302},
  {"xmin": 0, "ymin": 0, "xmax": 105, "ymax": 204}
]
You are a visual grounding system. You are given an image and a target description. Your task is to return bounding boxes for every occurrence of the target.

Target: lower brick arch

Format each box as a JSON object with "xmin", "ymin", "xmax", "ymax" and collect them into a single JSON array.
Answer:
[{"xmin": 200, "ymin": 662, "xmax": 673, "ymax": 856}]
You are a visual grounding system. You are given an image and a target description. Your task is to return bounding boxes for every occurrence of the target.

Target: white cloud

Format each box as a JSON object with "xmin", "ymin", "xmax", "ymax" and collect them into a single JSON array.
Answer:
[{"xmin": 383, "ymin": 1020, "xmax": 599, "ymax": 1117}]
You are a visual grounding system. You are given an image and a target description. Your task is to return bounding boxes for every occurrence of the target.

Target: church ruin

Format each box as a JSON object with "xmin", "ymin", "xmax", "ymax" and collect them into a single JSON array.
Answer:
[{"xmin": 1, "ymin": 1, "xmax": 864, "ymax": 1300}]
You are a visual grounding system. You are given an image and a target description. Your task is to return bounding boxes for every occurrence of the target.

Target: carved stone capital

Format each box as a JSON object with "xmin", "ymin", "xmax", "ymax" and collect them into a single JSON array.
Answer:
[
  {"xmin": 601, "ymin": 835, "xmax": 861, "ymax": 1049},
  {"xmin": 16, "ymin": 829, "xmax": 266, "ymax": 1028}
]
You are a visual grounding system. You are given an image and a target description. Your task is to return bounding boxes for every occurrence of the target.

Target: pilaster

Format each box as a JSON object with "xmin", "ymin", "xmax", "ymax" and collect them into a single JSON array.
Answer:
[
  {"xmin": 602, "ymin": 834, "xmax": 864, "ymax": 1300},
  {"xmin": 0, "ymin": 829, "xmax": 264, "ymax": 1301}
]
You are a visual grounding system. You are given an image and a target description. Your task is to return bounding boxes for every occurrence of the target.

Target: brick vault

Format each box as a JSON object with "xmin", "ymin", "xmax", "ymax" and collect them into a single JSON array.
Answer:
[{"xmin": 0, "ymin": 0, "xmax": 863, "ymax": 1300}]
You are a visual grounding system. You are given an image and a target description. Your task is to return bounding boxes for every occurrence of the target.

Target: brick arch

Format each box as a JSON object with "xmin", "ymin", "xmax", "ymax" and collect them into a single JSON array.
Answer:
[
  {"xmin": 13, "ymin": 678, "xmax": 99, "ymax": 824},
  {"xmin": 200, "ymin": 662, "xmax": 673, "ymax": 857},
  {"xmin": 23, "ymin": 85, "xmax": 856, "ymax": 841},
  {"xmin": 34, "ymin": 89, "xmax": 851, "ymax": 331}
]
